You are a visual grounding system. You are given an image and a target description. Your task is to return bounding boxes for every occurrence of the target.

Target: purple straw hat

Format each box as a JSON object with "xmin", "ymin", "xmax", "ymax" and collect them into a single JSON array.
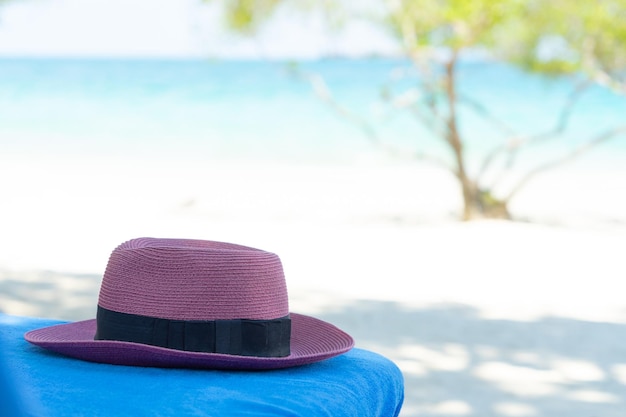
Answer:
[{"xmin": 25, "ymin": 238, "xmax": 353, "ymax": 369}]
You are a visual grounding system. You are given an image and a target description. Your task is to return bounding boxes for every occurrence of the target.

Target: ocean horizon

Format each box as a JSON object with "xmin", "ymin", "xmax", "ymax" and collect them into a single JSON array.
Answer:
[{"xmin": 1, "ymin": 57, "xmax": 625, "ymax": 170}]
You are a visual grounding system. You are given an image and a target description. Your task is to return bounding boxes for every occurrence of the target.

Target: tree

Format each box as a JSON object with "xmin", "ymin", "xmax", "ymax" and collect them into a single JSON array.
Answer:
[{"xmin": 208, "ymin": 0, "xmax": 626, "ymax": 220}]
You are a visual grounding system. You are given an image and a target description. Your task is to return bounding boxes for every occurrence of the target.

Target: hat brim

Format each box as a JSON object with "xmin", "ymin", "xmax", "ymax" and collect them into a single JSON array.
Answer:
[{"xmin": 24, "ymin": 313, "xmax": 354, "ymax": 370}]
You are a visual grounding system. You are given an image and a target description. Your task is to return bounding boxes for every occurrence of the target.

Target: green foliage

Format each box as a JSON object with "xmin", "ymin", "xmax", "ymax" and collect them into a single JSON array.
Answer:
[
  {"xmin": 212, "ymin": 0, "xmax": 282, "ymax": 33},
  {"xmin": 387, "ymin": 0, "xmax": 524, "ymax": 51},
  {"xmin": 503, "ymin": 0, "xmax": 626, "ymax": 79},
  {"xmin": 206, "ymin": 0, "xmax": 343, "ymax": 34},
  {"xmin": 209, "ymin": 0, "xmax": 626, "ymax": 82}
]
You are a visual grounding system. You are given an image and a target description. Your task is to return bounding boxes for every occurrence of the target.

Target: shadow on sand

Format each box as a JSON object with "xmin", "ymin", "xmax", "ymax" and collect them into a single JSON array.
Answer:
[
  {"xmin": 2, "ymin": 270, "xmax": 626, "ymax": 416},
  {"xmin": 317, "ymin": 300, "xmax": 626, "ymax": 417},
  {"xmin": 0, "ymin": 269, "xmax": 101, "ymax": 321}
]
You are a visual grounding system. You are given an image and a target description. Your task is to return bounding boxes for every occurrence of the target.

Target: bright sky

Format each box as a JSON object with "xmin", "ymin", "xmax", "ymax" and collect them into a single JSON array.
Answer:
[{"xmin": 0, "ymin": 0, "xmax": 398, "ymax": 58}]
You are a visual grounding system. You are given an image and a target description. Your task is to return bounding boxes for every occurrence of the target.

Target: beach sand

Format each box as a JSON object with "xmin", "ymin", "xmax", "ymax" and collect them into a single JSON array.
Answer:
[{"xmin": 1, "ymin": 157, "xmax": 626, "ymax": 416}]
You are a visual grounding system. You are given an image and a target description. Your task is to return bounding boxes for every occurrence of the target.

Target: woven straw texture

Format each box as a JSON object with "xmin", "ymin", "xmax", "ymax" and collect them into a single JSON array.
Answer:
[{"xmin": 99, "ymin": 238, "xmax": 289, "ymax": 320}]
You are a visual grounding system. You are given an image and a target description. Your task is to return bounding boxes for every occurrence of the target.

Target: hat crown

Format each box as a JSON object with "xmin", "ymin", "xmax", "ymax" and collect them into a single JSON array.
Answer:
[{"xmin": 98, "ymin": 238, "xmax": 289, "ymax": 321}]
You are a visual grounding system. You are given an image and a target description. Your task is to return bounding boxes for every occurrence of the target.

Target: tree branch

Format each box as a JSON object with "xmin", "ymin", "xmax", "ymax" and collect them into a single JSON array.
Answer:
[
  {"xmin": 476, "ymin": 78, "xmax": 592, "ymax": 186},
  {"xmin": 459, "ymin": 93, "xmax": 520, "ymax": 138},
  {"xmin": 304, "ymin": 72, "xmax": 381, "ymax": 145},
  {"xmin": 380, "ymin": 85, "xmax": 448, "ymax": 140},
  {"xmin": 525, "ymin": 78, "xmax": 592, "ymax": 144},
  {"xmin": 582, "ymin": 35, "xmax": 626, "ymax": 96},
  {"xmin": 504, "ymin": 126, "xmax": 626, "ymax": 201},
  {"xmin": 590, "ymin": 68, "xmax": 626, "ymax": 96},
  {"xmin": 289, "ymin": 64, "xmax": 454, "ymax": 171}
]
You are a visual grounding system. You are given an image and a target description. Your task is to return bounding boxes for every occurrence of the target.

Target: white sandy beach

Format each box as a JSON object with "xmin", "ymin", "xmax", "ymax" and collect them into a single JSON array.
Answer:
[{"xmin": 1, "ymin": 156, "xmax": 626, "ymax": 416}]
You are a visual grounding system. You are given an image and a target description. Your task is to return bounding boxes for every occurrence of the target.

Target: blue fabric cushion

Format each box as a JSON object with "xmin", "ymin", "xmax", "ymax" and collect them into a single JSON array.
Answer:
[{"xmin": 1, "ymin": 314, "xmax": 404, "ymax": 417}]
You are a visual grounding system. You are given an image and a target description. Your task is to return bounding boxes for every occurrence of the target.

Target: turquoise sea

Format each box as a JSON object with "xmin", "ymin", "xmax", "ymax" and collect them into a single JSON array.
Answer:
[{"xmin": 1, "ymin": 58, "xmax": 625, "ymax": 168}]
